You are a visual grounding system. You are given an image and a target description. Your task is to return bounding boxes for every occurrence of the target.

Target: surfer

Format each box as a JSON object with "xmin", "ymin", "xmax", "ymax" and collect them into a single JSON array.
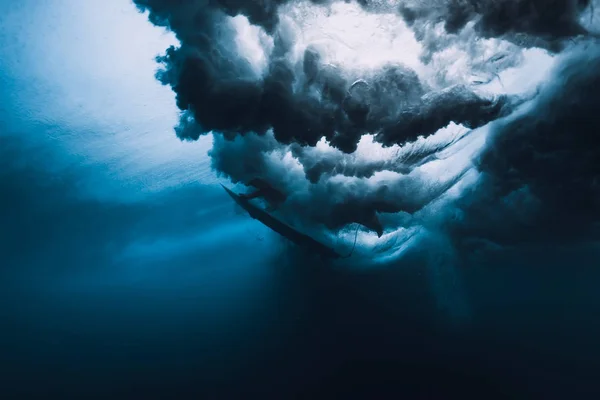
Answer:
[
  {"xmin": 239, "ymin": 177, "xmax": 384, "ymax": 237},
  {"xmin": 239, "ymin": 177, "xmax": 287, "ymax": 212},
  {"xmin": 222, "ymin": 183, "xmax": 340, "ymax": 258}
]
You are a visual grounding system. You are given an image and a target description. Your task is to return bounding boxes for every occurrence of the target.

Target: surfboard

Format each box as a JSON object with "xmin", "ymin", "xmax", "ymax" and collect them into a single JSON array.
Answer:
[{"xmin": 221, "ymin": 184, "xmax": 340, "ymax": 259}]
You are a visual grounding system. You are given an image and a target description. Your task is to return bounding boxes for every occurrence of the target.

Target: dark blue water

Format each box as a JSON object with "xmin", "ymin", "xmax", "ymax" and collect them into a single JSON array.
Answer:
[{"xmin": 3, "ymin": 141, "xmax": 600, "ymax": 397}]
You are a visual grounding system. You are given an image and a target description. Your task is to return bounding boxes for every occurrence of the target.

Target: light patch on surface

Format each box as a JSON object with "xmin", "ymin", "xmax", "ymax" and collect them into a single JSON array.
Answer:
[
  {"xmin": 231, "ymin": 15, "xmax": 273, "ymax": 76},
  {"xmin": 0, "ymin": 0, "xmax": 217, "ymax": 202},
  {"xmin": 282, "ymin": 1, "xmax": 423, "ymax": 72}
]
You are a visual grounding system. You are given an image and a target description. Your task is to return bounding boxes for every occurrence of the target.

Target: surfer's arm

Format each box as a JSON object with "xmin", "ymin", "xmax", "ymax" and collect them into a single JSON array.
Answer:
[{"xmin": 239, "ymin": 189, "xmax": 264, "ymax": 200}]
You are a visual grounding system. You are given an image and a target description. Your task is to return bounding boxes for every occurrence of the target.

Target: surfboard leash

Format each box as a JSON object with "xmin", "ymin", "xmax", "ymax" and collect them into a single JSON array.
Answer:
[{"xmin": 339, "ymin": 223, "xmax": 361, "ymax": 259}]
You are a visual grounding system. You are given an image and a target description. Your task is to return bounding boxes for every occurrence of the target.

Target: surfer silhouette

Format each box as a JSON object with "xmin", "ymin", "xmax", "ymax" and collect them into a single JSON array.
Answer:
[
  {"xmin": 239, "ymin": 178, "xmax": 288, "ymax": 212},
  {"xmin": 239, "ymin": 177, "xmax": 384, "ymax": 237}
]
